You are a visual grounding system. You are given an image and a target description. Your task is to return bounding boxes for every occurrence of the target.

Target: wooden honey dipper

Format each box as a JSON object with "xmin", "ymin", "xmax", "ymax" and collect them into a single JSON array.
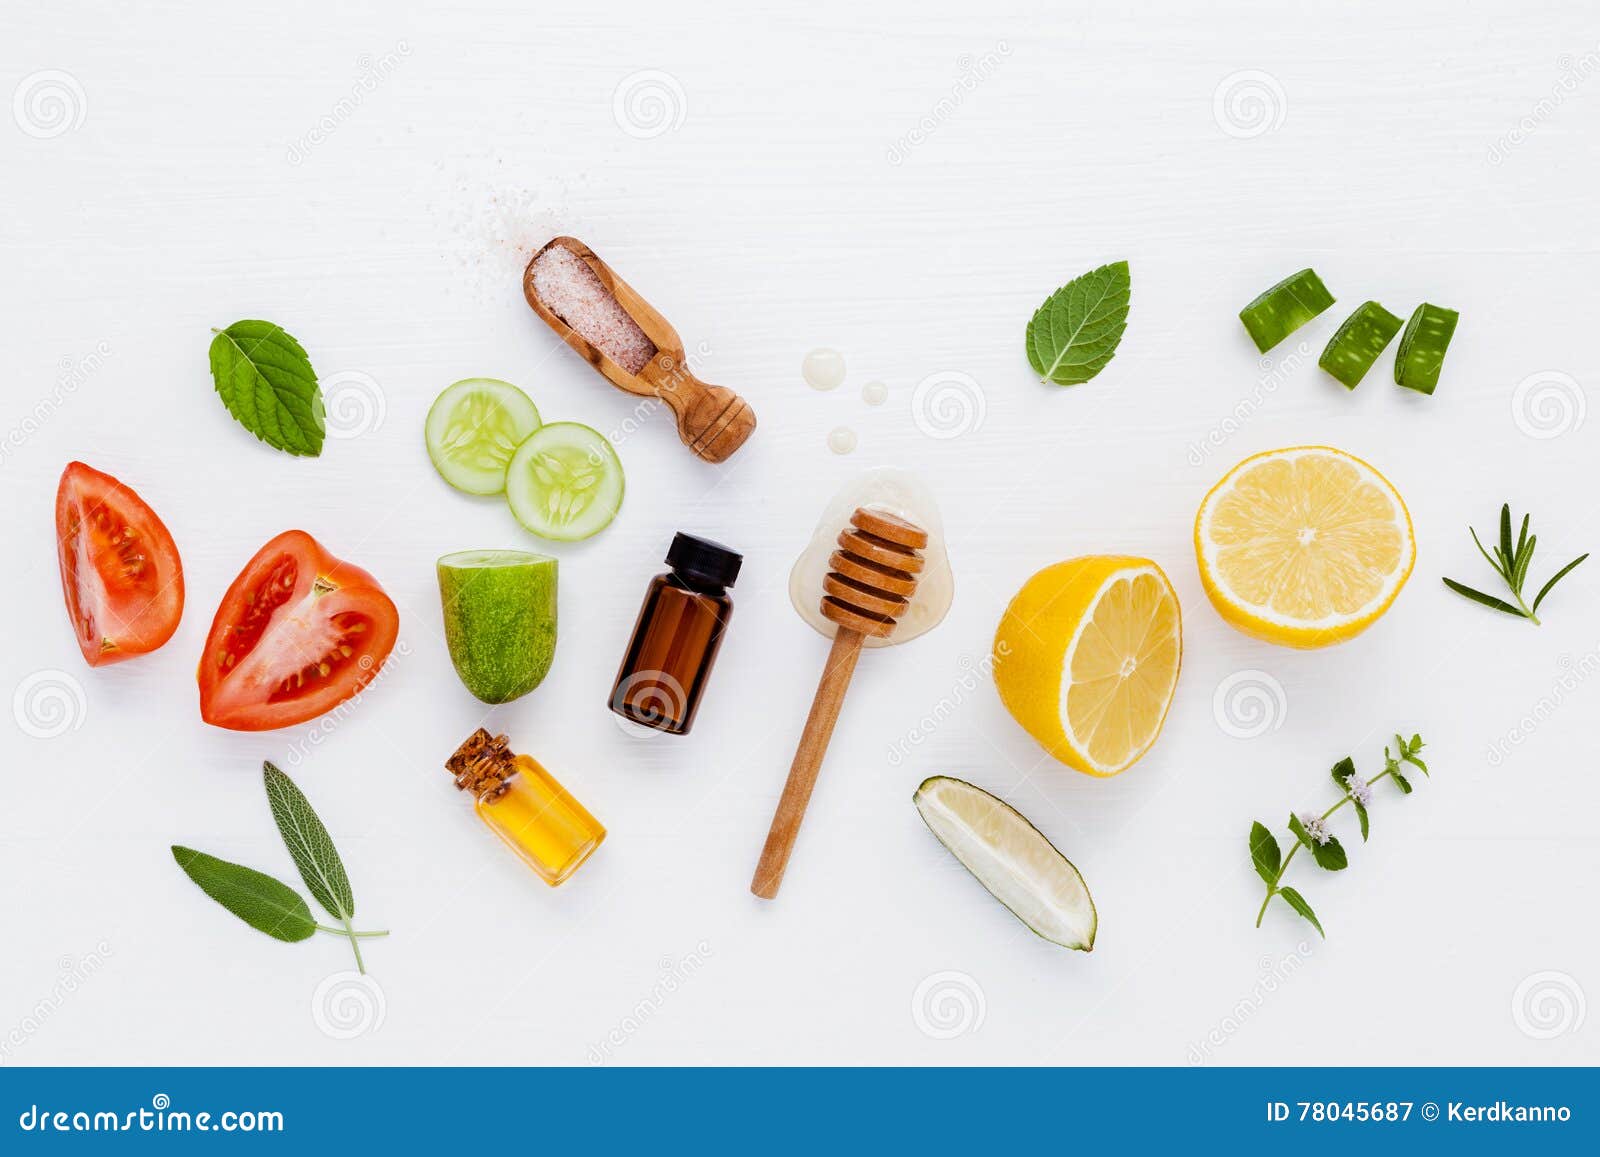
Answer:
[
  {"xmin": 525, "ymin": 236, "xmax": 756, "ymax": 464},
  {"xmin": 751, "ymin": 506, "xmax": 928, "ymax": 900}
]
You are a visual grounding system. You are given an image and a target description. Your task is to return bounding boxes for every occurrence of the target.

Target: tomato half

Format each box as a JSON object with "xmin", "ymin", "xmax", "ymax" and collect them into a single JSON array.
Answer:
[
  {"xmin": 198, "ymin": 530, "xmax": 399, "ymax": 731},
  {"xmin": 55, "ymin": 461, "xmax": 185, "ymax": 667}
]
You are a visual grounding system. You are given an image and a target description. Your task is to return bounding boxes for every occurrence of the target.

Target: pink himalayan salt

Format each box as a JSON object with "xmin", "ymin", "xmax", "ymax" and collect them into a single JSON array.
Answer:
[{"xmin": 531, "ymin": 246, "xmax": 657, "ymax": 375}]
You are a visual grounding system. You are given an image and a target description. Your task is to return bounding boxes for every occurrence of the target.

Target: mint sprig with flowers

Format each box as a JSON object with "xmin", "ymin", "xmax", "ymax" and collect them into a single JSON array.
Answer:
[{"xmin": 1249, "ymin": 733, "xmax": 1429, "ymax": 937}]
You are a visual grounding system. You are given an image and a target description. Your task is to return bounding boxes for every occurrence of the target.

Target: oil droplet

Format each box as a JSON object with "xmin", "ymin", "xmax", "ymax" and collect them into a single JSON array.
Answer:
[
  {"xmin": 828, "ymin": 426, "xmax": 858, "ymax": 454},
  {"xmin": 861, "ymin": 380, "xmax": 888, "ymax": 406},
  {"xmin": 802, "ymin": 348, "xmax": 846, "ymax": 391}
]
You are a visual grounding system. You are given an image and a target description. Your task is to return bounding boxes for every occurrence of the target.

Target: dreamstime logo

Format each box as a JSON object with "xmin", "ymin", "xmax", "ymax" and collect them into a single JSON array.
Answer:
[
  {"xmin": 1, "ymin": 340, "xmax": 111, "ymax": 467},
  {"xmin": 285, "ymin": 43, "xmax": 411, "ymax": 166},
  {"xmin": 1212, "ymin": 670, "xmax": 1287, "ymax": 739},
  {"xmin": 585, "ymin": 941, "xmax": 713, "ymax": 1064},
  {"xmin": 1510, "ymin": 370, "xmax": 1585, "ymax": 440},
  {"xmin": 1511, "ymin": 970, "xmax": 1586, "ymax": 1040},
  {"xmin": 1187, "ymin": 941, "xmax": 1315, "ymax": 1065},
  {"xmin": 13, "ymin": 669, "xmax": 87, "ymax": 739},
  {"xmin": 1485, "ymin": 647, "xmax": 1600, "ymax": 767},
  {"xmin": 911, "ymin": 971, "xmax": 986, "ymax": 1040},
  {"xmin": 282, "ymin": 641, "xmax": 411, "ymax": 767},
  {"xmin": 887, "ymin": 647, "xmax": 1004, "ymax": 766},
  {"xmin": 321, "ymin": 370, "xmax": 386, "ymax": 439},
  {"xmin": 13, "ymin": 70, "xmax": 87, "ymax": 139},
  {"xmin": 1186, "ymin": 340, "xmax": 1312, "ymax": 466},
  {"xmin": 609, "ymin": 341, "xmax": 711, "ymax": 447},
  {"xmin": 610, "ymin": 669, "xmax": 687, "ymax": 736},
  {"xmin": 886, "ymin": 42, "xmax": 1011, "ymax": 165},
  {"xmin": 611, "ymin": 70, "xmax": 686, "ymax": 140},
  {"xmin": 311, "ymin": 971, "xmax": 386, "ymax": 1040},
  {"xmin": 1488, "ymin": 47, "xmax": 1600, "ymax": 165},
  {"xmin": 911, "ymin": 370, "xmax": 985, "ymax": 440},
  {"xmin": 0, "ymin": 941, "xmax": 112, "ymax": 1065},
  {"xmin": 1212, "ymin": 70, "xmax": 1286, "ymax": 139}
]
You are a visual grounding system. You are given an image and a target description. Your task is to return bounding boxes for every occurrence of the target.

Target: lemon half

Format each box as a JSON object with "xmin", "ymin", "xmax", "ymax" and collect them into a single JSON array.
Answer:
[
  {"xmin": 1194, "ymin": 446, "xmax": 1414, "ymax": 648},
  {"xmin": 993, "ymin": 557, "xmax": 1182, "ymax": 777}
]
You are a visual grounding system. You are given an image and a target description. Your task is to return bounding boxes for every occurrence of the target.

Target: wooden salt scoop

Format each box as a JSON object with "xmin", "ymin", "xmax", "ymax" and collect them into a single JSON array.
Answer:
[
  {"xmin": 751, "ymin": 506, "xmax": 928, "ymax": 900},
  {"xmin": 524, "ymin": 236, "xmax": 756, "ymax": 464}
]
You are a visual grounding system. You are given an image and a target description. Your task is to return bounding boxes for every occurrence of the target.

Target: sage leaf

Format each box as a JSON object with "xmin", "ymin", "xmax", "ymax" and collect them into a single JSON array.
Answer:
[
  {"xmin": 171, "ymin": 846, "xmax": 315, "ymax": 942},
  {"xmin": 1278, "ymin": 887, "xmax": 1324, "ymax": 938},
  {"xmin": 1025, "ymin": 261, "xmax": 1131, "ymax": 386},
  {"xmin": 209, "ymin": 320, "xmax": 325, "ymax": 456},
  {"xmin": 264, "ymin": 762, "xmax": 354, "ymax": 922},
  {"xmin": 1250, "ymin": 821, "xmax": 1281, "ymax": 886}
]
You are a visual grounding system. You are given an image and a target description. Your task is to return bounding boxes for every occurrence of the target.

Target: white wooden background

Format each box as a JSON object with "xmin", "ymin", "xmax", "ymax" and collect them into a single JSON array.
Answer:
[{"xmin": 2, "ymin": 0, "xmax": 1597, "ymax": 1066}]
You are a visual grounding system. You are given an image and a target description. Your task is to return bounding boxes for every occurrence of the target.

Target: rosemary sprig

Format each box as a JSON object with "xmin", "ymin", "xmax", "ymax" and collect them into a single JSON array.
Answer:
[
  {"xmin": 1442, "ymin": 504, "xmax": 1586, "ymax": 625},
  {"xmin": 1250, "ymin": 733, "xmax": 1430, "ymax": 938}
]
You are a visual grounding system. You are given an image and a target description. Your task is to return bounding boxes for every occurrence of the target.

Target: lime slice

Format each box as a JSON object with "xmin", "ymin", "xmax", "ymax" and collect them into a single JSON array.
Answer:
[
  {"xmin": 425, "ymin": 378, "xmax": 541, "ymax": 495},
  {"xmin": 1394, "ymin": 303, "xmax": 1458, "ymax": 395},
  {"xmin": 1238, "ymin": 268, "xmax": 1335, "ymax": 353},
  {"xmin": 913, "ymin": 775, "xmax": 1097, "ymax": 950},
  {"xmin": 505, "ymin": 422, "xmax": 625, "ymax": 541},
  {"xmin": 437, "ymin": 550, "xmax": 557, "ymax": 704},
  {"xmin": 1318, "ymin": 301, "xmax": 1403, "ymax": 389}
]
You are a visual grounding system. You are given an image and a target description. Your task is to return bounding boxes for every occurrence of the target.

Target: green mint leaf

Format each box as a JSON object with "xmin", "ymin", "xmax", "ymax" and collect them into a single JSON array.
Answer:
[
  {"xmin": 171, "ymin": 846, "xmax": 315, "ymax": 942},
  {"xmin": 1277, "ymin": 887, "xmax": 1324, "ymax": 938},
  {"xmin": 1354, "ymin": 800, "xmax": 1370, "ymax": 842},
  {"xmin": 1250, "ymin": 821, "xmax": 1281, "ymax": 886},
  {"xmin": 1396, "ymin": 734, "xmax": 1429, "ymax": 776},
  {"xmin": 1329, "ymin": 756, "xmax": 1356, "ymax": 791},
  {"xmin": 1531, "ymin": 554, "xmax": 1588, "ymax": 615},
  {"xmin": 1310, "ymin": 834, "xmax": 1348, "ymax": 871},
  {"xmin": 1391, "ymin": 765, "xmax": 1413, "ymax": 794},
  {"xmin": 263, "ymin": 762, "xmax": 354, "ymax": 922},
  {"xmin": 1442, "ymin": 577, "xmax": 1526, "ymax": 618},
  {"xmin": 208, "ymin": 320, "xmax": 325, "ymax": 456},
  {"xmin": 1025, "ymin": 261, "xmax": 1131, "ymax": 386},
  {"xmin": 1287, "ymin": 812, "xmax": 1315, "ymax": 851}
]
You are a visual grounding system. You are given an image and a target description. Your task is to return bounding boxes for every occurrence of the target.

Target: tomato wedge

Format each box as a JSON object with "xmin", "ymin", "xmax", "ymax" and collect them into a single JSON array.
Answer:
[
  {"xmin": 198, "ymin": 530, "xmax": 399, "ymax": 731},
  {"xmin": 55, "ymin": 461, "xmax": 185, "ymax": 667}
]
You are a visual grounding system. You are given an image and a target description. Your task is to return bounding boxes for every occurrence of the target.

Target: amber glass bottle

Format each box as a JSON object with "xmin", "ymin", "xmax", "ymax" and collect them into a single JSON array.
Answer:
[
  {"xmin": 444, "ymin": 729, "xmax": 605, "ymax": 886},
  {"xmin": 609, "ymin": 533, "xmax": 741, "ymax": 735}
]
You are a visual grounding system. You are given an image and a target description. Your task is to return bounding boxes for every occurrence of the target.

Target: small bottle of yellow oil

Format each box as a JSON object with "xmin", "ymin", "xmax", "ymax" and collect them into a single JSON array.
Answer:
[{"xmin": 445, "ymin": 728, "xmax": 606, "ymax": 886}]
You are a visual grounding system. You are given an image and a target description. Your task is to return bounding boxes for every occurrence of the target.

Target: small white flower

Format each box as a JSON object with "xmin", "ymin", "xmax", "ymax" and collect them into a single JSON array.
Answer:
[
  {"xmin": 1344, "ymin": 773, "xmax": 1372, "ymax": 806},
  {"xmin": 1296, "ymin": 811, "xmax": 1331, "ymax": 845}
]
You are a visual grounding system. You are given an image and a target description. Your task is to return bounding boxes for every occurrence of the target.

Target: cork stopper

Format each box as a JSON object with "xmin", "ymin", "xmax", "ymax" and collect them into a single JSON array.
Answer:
[{"xmin": 445, "ymin": 728, "xmax": 518, "ymax": 800}]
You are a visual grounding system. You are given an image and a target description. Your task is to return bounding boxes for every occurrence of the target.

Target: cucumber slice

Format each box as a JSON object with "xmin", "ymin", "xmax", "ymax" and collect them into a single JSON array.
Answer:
[
  {"xmin": 505, "ymin": 422, "xmax": 625, "ymax": 541},
  {"xmin": 913, "ymin": 775, "xmax": 1097, "ymax": 951},
  {"xmin": 425, "ymin": 378, "xmax": 541, "ymax": 495},
  {"xmin": 1239, "ymin": 268, "xmax": 1335, "ymax": 353},
  {"xmin": 1394, "ymin": 303, "xmax": 1458, "ymax": 395},
  {"xmin": 438, "ymin": 550, "xmax": 557, "ymax": 704},
  {"xmin": 1318, "ymin": 301, "xmax": 1403, "ymax": 389}
]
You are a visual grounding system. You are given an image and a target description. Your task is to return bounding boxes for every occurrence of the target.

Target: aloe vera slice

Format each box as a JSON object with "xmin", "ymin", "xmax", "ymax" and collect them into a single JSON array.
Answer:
[
  {"xmin": 1318, "ymin": 301, "xmax": 1403, "ymax": 389},
  {"xmin": 1238, "ymin": 268, "xmax": 1335, "ymax": 353},
  {"xmin": 913, "ymin": 775, "xmax": 1097, "ymax": 951},
  {"xmin": 1394, "ymin": 303, "xmax": 1459, "ymax": 395}
]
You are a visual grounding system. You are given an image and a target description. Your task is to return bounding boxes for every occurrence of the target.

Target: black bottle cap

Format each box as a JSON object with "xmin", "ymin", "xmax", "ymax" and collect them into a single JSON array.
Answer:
[{"xmin": 666, "ymin": 532, "xmax": 742, "ymax": 589}]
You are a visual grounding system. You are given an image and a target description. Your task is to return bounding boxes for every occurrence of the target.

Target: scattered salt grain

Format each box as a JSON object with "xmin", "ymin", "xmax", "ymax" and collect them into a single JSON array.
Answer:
[{"xmin": 531, "ymin": 246, "xmax": 657, "ymax": 375}]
